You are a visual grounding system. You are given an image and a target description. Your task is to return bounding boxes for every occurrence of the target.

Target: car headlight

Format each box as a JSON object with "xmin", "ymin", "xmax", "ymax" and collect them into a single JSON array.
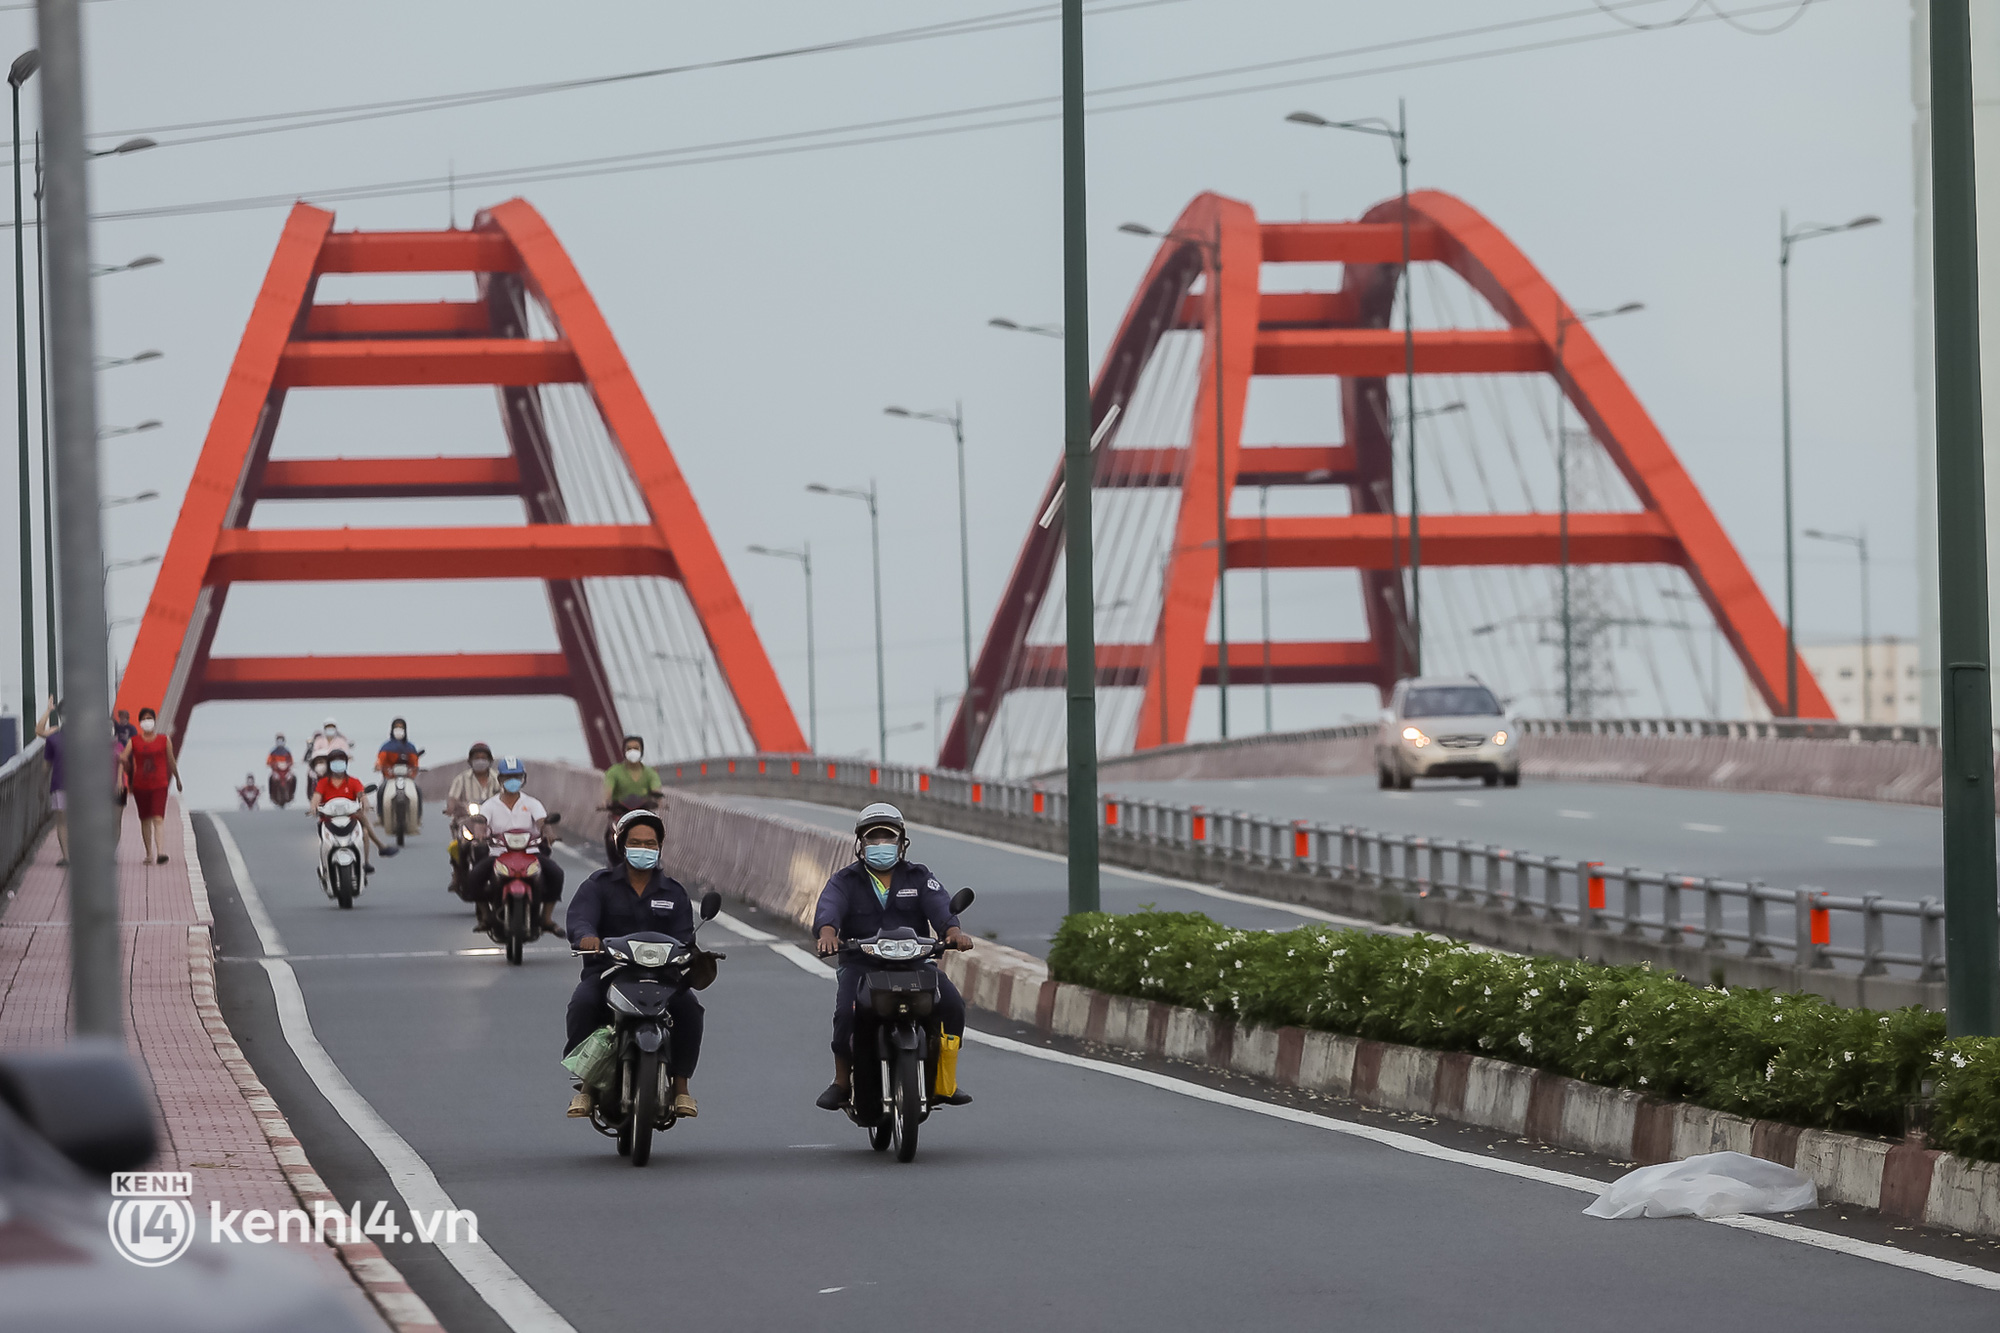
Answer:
[
  {"xmin": 1401, "ymin": 726, "xmax": 1430, "ymax": 748},
  {"xmin": 1492, "ymin": 730, "xmax": 1508, "ymax": 746},
  {"xmin": 631, "ymin": 941, "xmax": 673, "ymax": 968}
]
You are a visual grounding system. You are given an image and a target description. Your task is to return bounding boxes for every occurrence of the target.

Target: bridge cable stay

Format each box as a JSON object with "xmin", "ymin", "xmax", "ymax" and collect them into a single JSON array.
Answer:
[
  {"xmin": 941, "ymin": 188, "xmax": 1833, "ymax": 774},
  {"xmin": 114, "ymin": 199, "xmax": 804, "ymax": 765}
]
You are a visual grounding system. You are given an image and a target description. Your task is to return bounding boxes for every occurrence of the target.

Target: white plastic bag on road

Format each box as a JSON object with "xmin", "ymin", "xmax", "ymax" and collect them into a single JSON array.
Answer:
[{"xmin": 1583, "ymin": 1151, "xmax": 1818, "ymax": 1220}]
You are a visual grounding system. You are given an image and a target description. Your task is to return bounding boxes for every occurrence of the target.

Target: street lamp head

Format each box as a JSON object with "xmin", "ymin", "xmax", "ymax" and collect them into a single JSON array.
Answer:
[
  {"xmin": 1285, "ymin": 110, "xmax": 1331, "ymax": 127},
  {"xmin": 1117, "ymin": 222, "xmax": 1157, "ymax": 237},
  {"xmin": 130, "ymin": 349, "xmax": 163, "ymax": 364},
  {"xmin": 883, "ymin": 406, "xmax": 911, "ymax": 418},
  {"xmin": 1846, "ymin": 215, "xmax": 1882, "ymax": 231},
  {"xmin": 988, "ymin": 317, "xmax": 1019, "ymax": 330},
  {"xmin": 1436, "ymin": 400, "xmax": 1468, "ymax": 415},
  {"xmin": 1802, "ymin": 528, "xmax": 1826, "ymax": 540},
  {"xmin": 8, "ymin": 50, "xmax": 37, "ymax": 89},
  {"xmin": 111, "ymin": 137, "xmax": 156, "ymax": 156},
  {"xmin": 1611, "ymin": 301, "xmax": 1645, "ymax": 316},
  {"xmin": 805, "ymin": 483, "xmax": 831, "ymax": 495},
  {"xmin": 127, "ymin": 254, "xmax": 162, "ymax": 270}
]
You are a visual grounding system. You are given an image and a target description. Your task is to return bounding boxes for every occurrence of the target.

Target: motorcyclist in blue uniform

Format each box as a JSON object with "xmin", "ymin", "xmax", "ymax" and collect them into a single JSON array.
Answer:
[
  {"xmin": 813, "ymin": 802, "xmax": 973, "ymax": 1111},
  {"xmin": 563, "ymin": 809, "xmax": 702, "ymax": 1122}
]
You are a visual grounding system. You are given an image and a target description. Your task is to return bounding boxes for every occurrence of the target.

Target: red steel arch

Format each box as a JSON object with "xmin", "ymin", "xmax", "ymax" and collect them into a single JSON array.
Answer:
[
  {"xmin": 940, "ymin": 188, "xmax": 1828, "ymax": 769},
  {"xmin": 115, "ymin": 199, "xmax": 806, "ymax": 765}
]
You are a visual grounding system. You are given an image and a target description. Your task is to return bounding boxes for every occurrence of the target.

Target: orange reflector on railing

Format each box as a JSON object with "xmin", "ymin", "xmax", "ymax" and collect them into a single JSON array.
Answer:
[
  {"xmin": 699, "ymin": 762, "xmax": 708, "ymax": 776},
  {"xmin": 869, "ymin": 767, "xmax": 879, "ymax": 785},
  {"xmin": 1585, "ymin": 862, "xmax": 1606, "ymax": 911},
  {"xmin": 1032, "ymin": 790, "xmax": 1044, "ymax": 814},
  {"xmin": 1105, "ymin": 801, "xmax": 1118, "ymax": 827},
  {"xmin": 676, "ymin": 766, "xmax": 684, "ymax": 778},
  {"xmin": 971, "ymin": 782, "xmax": 983, "ymax": 803},
  {"xmin": 919, "ymin": 772, "xmax": 930, "ymax": 793},
  {"xmin": 728, "ymin": 760, "xmax": 736, "ymax": 773},
  {"xmin": 758, "ymin": 759, "xmax": 767, "ymax": 774},
  {"xmin": 826, "ymin": 763, "xmax": 837, "ymax": 780},
  {"xmin": 790, "ymin": 759, "xmax": 801, "ymax": 776},
  {"xmin": 1294, "ymin": 824, "xmax": 1310, "ymax": 859},
  {"xmin": 1191, "ymin": 810, "xmax": 1206, "ymax": 841},
  {"xmin": 1810, "ymin": 893, "xmax": 1831, "ymax": 946}
]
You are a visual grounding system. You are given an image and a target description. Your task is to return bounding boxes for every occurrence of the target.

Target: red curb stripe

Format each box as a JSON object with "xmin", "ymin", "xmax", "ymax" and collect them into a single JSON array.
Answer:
[
  {"xmin": 1350, "ymin": 1041, "xmax": 1383, "ymax": 1101},
  {"xmin": 1432, "ymin": 1052, "xmax": 1472, "ymax": 1119},
  {"xmin": 1751, "ymin": 1120, "xmax": 1802, "ymax": 1169},
  {"xmin": 1880, "ymin": 1144, "xmax": 1939, "ymax": 1222},
  {"xmin": 1275, "ymin": 1028, "xmax": 1306, "ymax": 1087},
  {"xmin": 1525, "ymin": 1071, "xmax": 1566, "ymax": 1144}
]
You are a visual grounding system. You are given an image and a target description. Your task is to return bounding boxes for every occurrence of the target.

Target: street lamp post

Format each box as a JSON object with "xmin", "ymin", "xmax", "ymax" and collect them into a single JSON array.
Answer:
[
  {"xmin": 1803, "ymin": 527, "xmax": 1871, "ymax": 722},
  {"xmin": 1061, "ymin": 0, "xmax": 1099, "ymax": 913},
  {"xmin": 10, "ymin": 48, "xmax": 36, "ymax": 725},
  {"xmin": 807, "ymin": 481, "xmax": 886, "ymax": 762},
  {"xmin": 1779, "ymin": 211, "xmax": 1879, "ymax": 716},
  {"xmin": 885, "ymin": 403, "xmax": 974, "ymax": 727},
  {"xmin": 654, "ymin": 651, "xmax": 712, "ymax": 755},
  {"xmin": 1553, "ymin": 301, "xmax": 1644, "ymax": 715},
  {"xmin": 1287, "ymin": 103, "xmax": 1417, "ymax": 671},
  {"xmin": 746, "ymin": 542, "xmax": 816, "ymax": 752},
  {"xmin": 1119, "ymin": 218, "xmax": 1232, "ymax": 734}
]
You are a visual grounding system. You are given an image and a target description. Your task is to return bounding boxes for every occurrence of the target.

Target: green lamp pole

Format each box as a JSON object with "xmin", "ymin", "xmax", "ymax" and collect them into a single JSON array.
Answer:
[{"xmin": 1061, "ymin": 0, "xmax": 1098, "ymax": 913}]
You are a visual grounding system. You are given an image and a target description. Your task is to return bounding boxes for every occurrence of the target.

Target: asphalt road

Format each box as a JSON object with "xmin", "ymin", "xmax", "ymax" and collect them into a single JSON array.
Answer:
[{"xmin": 200, "ymin": 808, "xmax": 2000, "ymax": 1332}]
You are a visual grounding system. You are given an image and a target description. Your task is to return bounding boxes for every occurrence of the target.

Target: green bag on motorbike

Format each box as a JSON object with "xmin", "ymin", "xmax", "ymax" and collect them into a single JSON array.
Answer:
[{"xmin": 561, "ymin": 1025, "xmax": 618, "ymax": 1091}]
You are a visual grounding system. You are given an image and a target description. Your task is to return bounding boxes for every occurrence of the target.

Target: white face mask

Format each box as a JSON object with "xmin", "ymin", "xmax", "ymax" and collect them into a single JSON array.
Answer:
[
  {"xmin": 324, "ymin": 726, "xmax": 337, "ymax": 737},
  {"xmin": 392, "ymin": 728, "xmax": 406, "ymax": 740},
  {"xmin": 625, "ymin": 749, "xmax": 643, "ymax": 763},
  {"xmin": 139, "ymin": 719, "xmax": 156, "ymax": 735}
]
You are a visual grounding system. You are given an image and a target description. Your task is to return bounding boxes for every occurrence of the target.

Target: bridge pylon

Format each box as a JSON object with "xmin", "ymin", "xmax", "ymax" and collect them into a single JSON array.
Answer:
[{"xmin": 115, "ymin": 199, "xmax": 804, "ymax": 766}]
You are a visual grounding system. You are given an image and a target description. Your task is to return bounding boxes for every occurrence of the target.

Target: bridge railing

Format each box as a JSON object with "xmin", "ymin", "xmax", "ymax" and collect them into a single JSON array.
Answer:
[
  {"xmin": 0, "ymin": 738, "xmax": 51, "ymax": 893},
  {"xmin": 663, "ymin": 753, "xmax": 1946, "ymax": 998},
  {"xmin": 1512, "ymin": 716, "xmax": 1963, "ymax": 746}
]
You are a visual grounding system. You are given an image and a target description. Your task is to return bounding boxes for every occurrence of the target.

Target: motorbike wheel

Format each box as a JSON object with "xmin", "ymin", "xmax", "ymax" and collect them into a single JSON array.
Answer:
[
  {"xmin": 333, "ymin": 866, "xmax": 355, "ymax": 910},
  {"xmin": 869, "ymin": 1122, "xmax": 892, "ymax": 1152},
  {"xmin": 629, "ymin": 1049, "xmax": 660, "ymax": 1167},
  {"xmin": 392, "ymin": 797, "xmax": 409, "ymax": 846},
  {"xmin": 890, "ymin": 1050, "xmax": 921, "ymax": 1163},
  {"xmin": 505, "ymin": 898, "xmax": 526, "ymax": 965}
]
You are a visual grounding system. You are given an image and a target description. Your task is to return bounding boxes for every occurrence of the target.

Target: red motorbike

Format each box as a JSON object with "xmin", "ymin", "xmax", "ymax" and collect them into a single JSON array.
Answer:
[
  {"xmin": 482, "ymin": 813, "xmax": 561, "ymax": 965},
  {"xmin": 267, "ymin": 755, "xmax": 296, "ymax": 809}
]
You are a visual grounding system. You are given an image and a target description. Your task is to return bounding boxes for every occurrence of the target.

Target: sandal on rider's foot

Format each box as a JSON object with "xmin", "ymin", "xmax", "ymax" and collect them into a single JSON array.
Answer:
[
  {"xmin": 936, "ymin": 1090, "xmax": 973, "ymax": 1107},
  {"xmin": 814, "ymin": 1083, "xmax": 849, "ymax": 1111},
  {"xmin": 155, "ymin": 854, "xmax": 168, "ymax": 865},
  {"xmin": 541, "ymin": 921, "xmax": 566, "ymax": 940},
  {"xmin": 671, "ymin": 1092, "xmax": 698, "ymax": 1118},
  {"xmin": 566, "ymin": 1089, "xmax": 594, "ymax": 1118}
]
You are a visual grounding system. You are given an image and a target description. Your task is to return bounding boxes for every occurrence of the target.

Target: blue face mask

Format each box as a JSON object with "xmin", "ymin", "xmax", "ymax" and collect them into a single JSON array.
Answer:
[
  {"xmin": 502, "ymin": 777, "xmax": 523, "ymax": 793},
  {"xmin": 862, "ymin": 843, "xmax": 899, "ymax": 870},
  {"xmin": 623, "ymin": 846, "xmax": 660, "ymax": 870},
  {"xmin": 329, "ymin": 760, "xmax": 347, "ymax": 774}
]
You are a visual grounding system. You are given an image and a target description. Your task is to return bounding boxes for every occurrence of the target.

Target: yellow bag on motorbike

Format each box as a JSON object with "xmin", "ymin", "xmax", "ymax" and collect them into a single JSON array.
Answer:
[
  {"xmin": 561, "ymin": 1025, "xmax": 618, "ymax": 1092},
  {"xmin": 932, "ymin": 1032, "xmax": 961, "ymax": 1098}
]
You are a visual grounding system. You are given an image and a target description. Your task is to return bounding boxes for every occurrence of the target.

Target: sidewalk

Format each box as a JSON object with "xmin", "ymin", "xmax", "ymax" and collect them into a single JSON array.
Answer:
[{"xmin": 0, "ymin": 795, "xmax": 427, "ymax": 1330}]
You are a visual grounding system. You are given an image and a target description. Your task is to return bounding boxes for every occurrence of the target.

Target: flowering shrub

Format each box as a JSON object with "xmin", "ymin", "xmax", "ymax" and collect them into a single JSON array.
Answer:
[{"xmin": 1048, "ymin": 910, "xmax": 1998, "ymax": 1156}]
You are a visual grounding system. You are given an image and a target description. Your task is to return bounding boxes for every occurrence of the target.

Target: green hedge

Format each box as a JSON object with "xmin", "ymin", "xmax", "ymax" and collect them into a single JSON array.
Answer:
[{"xmin": 1047, "ymin": 910, "xmax": 2000, "ymax": 1160}]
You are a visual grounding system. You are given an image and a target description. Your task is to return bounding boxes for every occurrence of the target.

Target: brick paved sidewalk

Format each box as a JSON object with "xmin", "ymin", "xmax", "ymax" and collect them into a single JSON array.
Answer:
[{"xmin": 0, "ymin": 795, "xmax": 429, "ymax": 1329}]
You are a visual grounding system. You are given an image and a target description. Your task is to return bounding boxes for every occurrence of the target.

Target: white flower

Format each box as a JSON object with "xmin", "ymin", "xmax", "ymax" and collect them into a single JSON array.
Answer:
[
  {"xmin": 1527, "ymin": 988, "xmax": 1541, "ymax": 998},
  {"xmin": 1765, "ymin": 1060, "xmax": 1777, "ymax": 1081},
  {"xmin": 1578, "ymin": 1025, "xmax": 1595, "ymax": 1038},
  {"xmin": 1234, "ymin": 959, "xmax": 1244, "ymax": 970},
  {"xmin": 1483, "ymin": 986, "xmax": 1493, "ymax": 997},
  {"xmin": 1637, "ymin": 1076, "xmax": 1649, "ymax": 1086},
  {"xmin": 1518, "ymin": 1033, "xmax": 1534, "ymax": 1051},
  {"xmin": 1843, "ymin": 1051, "xmax": 1854, "ymax": 1062},
  {"xmin": 1952, "ymin": 1053, "xmax": 1971, "ymax": 1069},
  {"xmin": 1626, "ymin": 1036, "xmax": 1636, "ymax": 1047}
]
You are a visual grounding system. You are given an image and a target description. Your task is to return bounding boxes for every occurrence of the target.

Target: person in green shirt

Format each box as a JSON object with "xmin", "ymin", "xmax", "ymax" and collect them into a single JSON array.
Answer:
[{"xmin": 602, "ymin": 734, "xmax": 662, "ymax": 865}]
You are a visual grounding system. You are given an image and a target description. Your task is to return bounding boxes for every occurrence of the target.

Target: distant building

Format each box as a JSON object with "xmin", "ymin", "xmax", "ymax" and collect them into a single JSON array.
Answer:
[{"xmin": 1745, "ymin": 636, "xmax": 1924, "ymax": 725}]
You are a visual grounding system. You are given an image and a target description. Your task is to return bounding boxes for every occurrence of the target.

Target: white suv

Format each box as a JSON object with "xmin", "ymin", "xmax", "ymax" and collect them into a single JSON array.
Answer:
[{"xmin": 1374, "ymin": 676, "xmax": 1519, "ymax": 790}]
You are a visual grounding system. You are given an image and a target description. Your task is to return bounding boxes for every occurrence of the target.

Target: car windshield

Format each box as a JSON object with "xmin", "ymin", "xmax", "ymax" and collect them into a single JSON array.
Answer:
[{"xmin": 1404, "ymin": 686, "xmax": 1502, "ymax": 718}]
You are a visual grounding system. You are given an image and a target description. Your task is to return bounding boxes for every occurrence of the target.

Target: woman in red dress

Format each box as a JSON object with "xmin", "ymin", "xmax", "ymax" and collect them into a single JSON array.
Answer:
[{"xmin": 122, "ymin": 706, "xmax": 182, "ymax": 864}]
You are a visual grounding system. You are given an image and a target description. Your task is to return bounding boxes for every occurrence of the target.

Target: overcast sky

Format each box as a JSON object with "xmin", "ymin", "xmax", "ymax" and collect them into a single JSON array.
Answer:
[{"xmin": 0, "ymin": 0, "xmax": 1913, "ymax": 803}]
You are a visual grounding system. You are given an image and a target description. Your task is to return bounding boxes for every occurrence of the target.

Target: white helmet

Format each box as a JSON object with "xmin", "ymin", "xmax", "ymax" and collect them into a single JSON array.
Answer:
[{"xmin": 855, "ymin": 802, "xmax": 905, "ymax": 838}]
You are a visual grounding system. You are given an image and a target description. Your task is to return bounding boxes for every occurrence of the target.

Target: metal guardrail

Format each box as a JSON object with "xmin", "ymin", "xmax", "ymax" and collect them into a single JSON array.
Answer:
[
  {"xmin": 1513, "ymin": 716, "xmax": 1972, "ymax": 747},
  {"xmin": 667, "ymin": 752, "xmax": 1946, "ymax": 982},
  {"xmin": 0, "ymin": 738, "xmax": 51, "ymax": 899}
]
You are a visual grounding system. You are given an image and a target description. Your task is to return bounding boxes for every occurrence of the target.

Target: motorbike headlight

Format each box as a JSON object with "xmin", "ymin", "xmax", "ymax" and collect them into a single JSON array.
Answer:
[
  {"xmin": 874, "ymin": 938, "xmax": 926, "ymax": 961},
  {"xmin": 1401, "ymin": 726, "xmax": 1430, "ymax": 748},
  {"xmin": 522, "ymin": 860, "xmax": 541, "ymax": 877},
  {"xmin": 631, "ymin": 941, "xmax": 673, "ymax": 968},
  {"xmin": 504, "ymin": 832, "xmax": 531, "ymax": 851},
  {"xmin": 330, "ymin": 848, "xmax": 356, "ymax": 865},
  {"xmin": 1492, "ymin": 730, "xmax": 1509, "ymax": 746}
]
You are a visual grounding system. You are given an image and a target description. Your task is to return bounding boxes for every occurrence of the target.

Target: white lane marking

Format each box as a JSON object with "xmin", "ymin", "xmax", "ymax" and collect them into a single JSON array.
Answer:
[
  {"xmin": 211, "ymin": 816, "xmax": 286, "ymax": 957},
  {"xmin": 180, "ymin": 807, "xmax": 214, "ymax": 924},
  {"xmin": 209, "ymin": 815, "xmax": 575, "ymax": 1332},
  {"xmin": 963, "ymin": 1029, "xmax": 2000, "ymax": 1291},
  {"xmin": 1683, "ymin": 823, "xmax": 1724, "ymax": 834},
  {"xmin": 711, "ymin": 909, "xmax": 776, "ymax": 943},
  {"xmin": 223, "ymin": 947, "xmax": 565, "ymax": 963},
  {"xmin": 762, "ymin": 797, "xmax": 1412, "ymax": 936},
  {"xmin": 1383, "ymin": 792, "xmax": 1412, "ymax": 800},
  {"xmin": 730, "ymin": 886, "xmax": 2000, "ymax": 1291},
  {"xmin": 1827, "ymin": 836, "xmax": 1879, "ymax": 847},
  {"xmin": 552, "ymin": 842, "xmax": 595, "ymax": 868},
  {"xmin": 261, "ymin": 961, "xmax": 578, "ymax": 1331},
  {"xmin": 1558, "ymin": 809, "xmax": 1595, "ymax": 820},
  {"xmin": 1454, "ymin": 798, "xmax": 1483, "ymax": 808}
]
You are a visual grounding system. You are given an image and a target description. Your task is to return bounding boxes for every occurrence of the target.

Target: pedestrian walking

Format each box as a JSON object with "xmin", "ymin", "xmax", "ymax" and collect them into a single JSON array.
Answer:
[
  {"xmin": 122, "ymin": 706, "xmax": 182, "ymax": 864},
  {"xmin": 35, "ymin": 695, "xmax": 65, "ymax": 866}
]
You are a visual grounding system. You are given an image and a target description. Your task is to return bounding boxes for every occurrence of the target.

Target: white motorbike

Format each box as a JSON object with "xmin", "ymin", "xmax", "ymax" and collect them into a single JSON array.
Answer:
[
  {"xmin": 317, "ymin": 795, "xmax": 371, "ymax": 909},
  {"xmin": 379, "ymin": 753, "xmax": 424, "ymax": 846}
]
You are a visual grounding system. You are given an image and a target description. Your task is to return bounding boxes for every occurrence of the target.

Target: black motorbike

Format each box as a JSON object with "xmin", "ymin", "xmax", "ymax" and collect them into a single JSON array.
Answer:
[
  {"xmin": 840, "ymin": 887, "xmax": 974, "ymax": 1163},
  {"xmin": 577, "ymin": 892, "xmax": 723, "ymax": 1167}
]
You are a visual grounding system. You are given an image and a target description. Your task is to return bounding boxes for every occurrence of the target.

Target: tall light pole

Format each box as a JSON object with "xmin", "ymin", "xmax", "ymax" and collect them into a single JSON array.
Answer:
[
  {"xmin": 1802, "ymin": 527, "xmax": 1871, "ymax": 722},
  {"xmin": 807, "ymin": 481, "xmax": 886, "ymax": 762},
  {"xmin": 1119, "ymin": 218, "xmax": 1231, "ymax": 733},
  {"xmin": 885, "ymin": 403, "xmax": 973, "ymax": 723},
  {"xmin": 1287, "ymin": 103, "xmax": 1416, "ymax": 670},
  {"xmin": 1928, "ymin": 0, "xmax": 1997, "ymax": 1036},
  {"xmin": 1061, "ymin": 0, "xmax": 1098, "ymax": 912},
  {"xmin": 747, "ymin": 542, "xmax": 816, "ymax": 752},
  {"xmin": 33, "ymin": 133, "xmax": 52, "ymax": 700},
  {"xmin": 655, "ymin": 650, "xmax": 711, "ymax": 755},
  {"xmin": 10, "ymin": 48, "xmax": 36, "ymax": 725},
  {"xmin": 1779, "ymin": 211, "xmax": 1879, "ymax": 716},
  {"xmin": 1553, "ymin": 301, "xmax": 1644, "ymax": 715}
]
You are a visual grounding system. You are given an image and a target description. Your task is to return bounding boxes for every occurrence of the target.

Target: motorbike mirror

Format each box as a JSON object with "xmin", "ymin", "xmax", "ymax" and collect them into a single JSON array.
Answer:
[
  {"xmin": 544, "ymin": 811, "xmax": 562, "ymax": 825},
  {"xmin": 699, "ymin": 891, "xmax": 721, "ymax": 921},
  {"xmin": 364, "ymin": 783, "xmax": 380, "ymax": 794},
  {"xmin": 949, "ymin": 887, "xmax": 975, "ymax": 914}
]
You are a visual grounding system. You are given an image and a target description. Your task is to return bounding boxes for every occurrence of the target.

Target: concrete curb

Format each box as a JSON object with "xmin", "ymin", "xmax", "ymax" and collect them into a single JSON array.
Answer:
[
  {"xmin": 181, "ymin": 813, "xmax": 440, "ymax": 1332},
  {"xmin": 940, "ymin": 943, "xmax": 2000, "ymax": 1239}
]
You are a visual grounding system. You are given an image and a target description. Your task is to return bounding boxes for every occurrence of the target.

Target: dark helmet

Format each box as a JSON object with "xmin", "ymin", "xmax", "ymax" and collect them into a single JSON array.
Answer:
[
  {"xmin": 468, "ymin": 741, "xmax": 493, "ymax": 761},
  {"xmin": 614, "ymin": 807, "xmax": 666, "ymax": 848},
  {"xmin": 323, "ymin": 747, "xmax": 349, "ymax": 764}
]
